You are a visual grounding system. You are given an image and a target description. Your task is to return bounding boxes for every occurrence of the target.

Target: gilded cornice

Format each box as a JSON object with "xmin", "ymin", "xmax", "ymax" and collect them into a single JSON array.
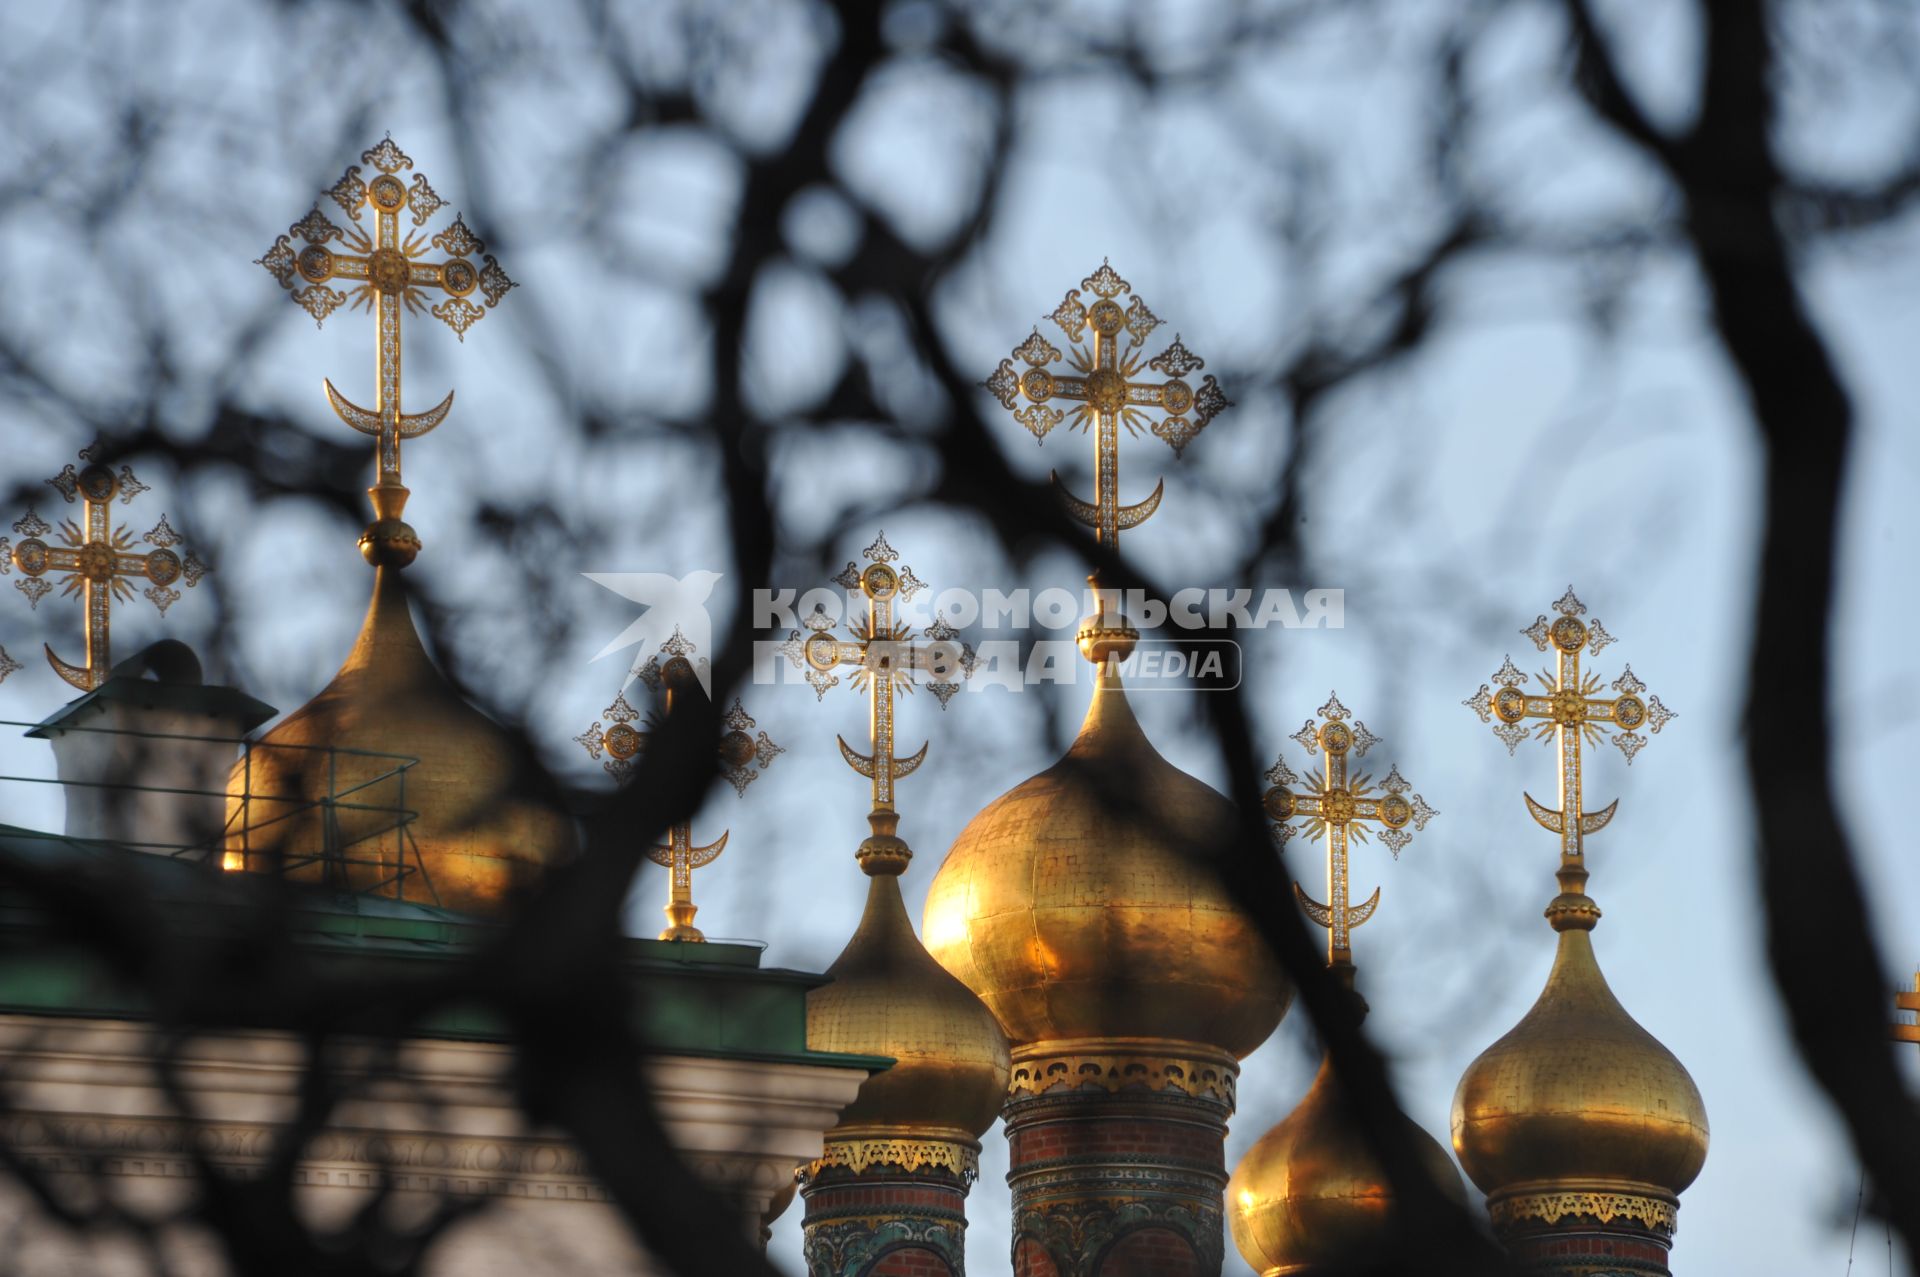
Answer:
[
  {"xmin": 800, "ymin": 1129, "xmax": 980, "ymax": 1183},
  {"xmin": 1489, "ymin": 1184, "xmax": 1679, "ymax": 1236},
  {"xmin": 1007, "ymin": 1039, "xmax": 1238, "ymax": 1106}
]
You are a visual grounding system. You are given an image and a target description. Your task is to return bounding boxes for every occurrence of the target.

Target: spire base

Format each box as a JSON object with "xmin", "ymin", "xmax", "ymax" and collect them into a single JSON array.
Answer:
[
  {"xmin": 359, "ymin": 484, "xmax": 420, "ymax": 568},
  {"xmin": 1546, "ymin": 863, "xmax": 1601, "ymax": 932},
  {"xmin": 1075, "ymin": 574, "xmax": 1138, "ymax": 666},
  {"xmin": 856, "ymin": 811, "xmax": 912, "ymax": 876},
  {"xmin": 659, "ymin": 900, "xmax": 705, "ymax": 943}
]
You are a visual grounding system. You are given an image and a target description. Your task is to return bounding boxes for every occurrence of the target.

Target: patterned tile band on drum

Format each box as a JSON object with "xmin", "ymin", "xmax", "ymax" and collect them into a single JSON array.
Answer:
[
  {"xmin": 1005, "ymin": 1039, "xmax": 1239, "ymax": 1108},
  {"xmin": 1489, "ymin": 1186, "xmax": 1679, "ymax": 1236},
  {"xmin": 800, "ymin": 1134, "xmax": 981, "ymax": 1182},
  {"xmin": 800, "ymin": 1135, "xmax": 975, "ymax": 1276},
  {"xmin": 1004, "ymin": 1043, "xmax": 1239, "ymax": 1277}
]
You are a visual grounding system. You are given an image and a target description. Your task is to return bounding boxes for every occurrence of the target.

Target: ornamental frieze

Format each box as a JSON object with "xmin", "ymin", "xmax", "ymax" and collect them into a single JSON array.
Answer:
[
  {"xmin": 1490, "ymin": 1188, "xmax": 1679, "ymax": 1236},
  {"xmin": 1005, "ymin": 1046, "xmax": 1237, "ymax": 1107}
]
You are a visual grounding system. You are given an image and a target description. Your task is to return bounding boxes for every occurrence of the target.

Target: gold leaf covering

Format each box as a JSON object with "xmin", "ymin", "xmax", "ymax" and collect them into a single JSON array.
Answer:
[
  {"xmin": 921, "ymin": 666, "xmax": 1290, "ymax": 1058},
  {"xmin": 805, "ymin": 871, "xmax": 1011, "ymax": 1138},
  {"xmin": 1229, "ymin": 1052, "xmax": 1463, "ymax": 1276},
  {"xmin": 1450, "ymin": 923, "xmax": 1708, "ymax": 1221},
  {"xmin": 225, "ymin": 566, "xmax": 575, "ymax": 915}
]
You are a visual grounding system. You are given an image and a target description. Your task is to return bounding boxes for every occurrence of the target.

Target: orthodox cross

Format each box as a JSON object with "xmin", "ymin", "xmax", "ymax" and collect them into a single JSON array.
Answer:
[
  {"xmin": 1463, "ymin": 587, "xmax": 1675, "ymax": 867},
  {"xmin": 576, "ymin": 630, "xmax": 783, "ymax": 942},
  {"xmin": 1, "ymin": 445, "xmax": 208, "ymax": 691},
  {"xmin": 1265, "ymin": 692, "xmax": 1436, "ymax": 971},
  {"xmin": 985, "ymin": 260, "xmax": 1230, "ymax": 549},
  {"xmin": 783, "ymin": 532, "xmax": 973, "ymax": 861},
  {"xmin": 257, "ymin": 136, "xmax": 515, "ymax": 491}
]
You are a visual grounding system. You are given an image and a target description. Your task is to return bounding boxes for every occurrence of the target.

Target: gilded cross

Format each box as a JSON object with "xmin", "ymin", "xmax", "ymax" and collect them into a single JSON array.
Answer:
[
  {"xmin": 257, "ymin": 136, "xmax": 515, "ymax": 490},
  {"xmin": 985, "ymin": 260, "xmax": 1230, "ymax": 549},
  {"xmin": 1, "ymin": 445, "xmax": 208, "ymax": 691},
  {"xmin": 576, "ymin": 630, "xmax": 783, "ymax": 942},
  {"xmin": 1265, "ymin": 692, "xmax": 1437, "ymax": 970},
  {"xmin": 1463, "ymin": 587, "xmax": 1676, "ymax": 865},
  {"xmin": 783, "ymin": 533, "xmax": 973, "ymax": 839}
]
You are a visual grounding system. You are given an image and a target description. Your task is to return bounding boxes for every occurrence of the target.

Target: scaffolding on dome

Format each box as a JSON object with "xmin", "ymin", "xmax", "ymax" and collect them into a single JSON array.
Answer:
[{"xmin": 0, "ymin": 717, "xmax": 441, "ymax": 908}]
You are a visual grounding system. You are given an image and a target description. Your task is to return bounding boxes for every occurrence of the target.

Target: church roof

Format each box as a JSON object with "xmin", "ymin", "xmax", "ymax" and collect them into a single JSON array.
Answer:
[{"xmin": 0, "ymin": 822, "xmax": 888, "ymax": 1074}]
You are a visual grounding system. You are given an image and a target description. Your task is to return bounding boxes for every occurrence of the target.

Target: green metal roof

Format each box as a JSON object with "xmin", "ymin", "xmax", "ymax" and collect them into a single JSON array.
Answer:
[{"xmin": 0, "ymin": 823, "xmax": 887, "ymax": 1075}]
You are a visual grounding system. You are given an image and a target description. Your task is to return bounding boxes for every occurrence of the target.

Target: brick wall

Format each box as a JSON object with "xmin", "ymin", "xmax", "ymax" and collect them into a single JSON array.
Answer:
[
  {"xmin": 1007, "ymin": 1110, "xmax": 1226, "ymax": 1170},
  {"xmin": 1003, "ymin": 1084, "xmax": 1231, "ymax": 1276},
  {"xmin": 1013, "ymin": 1237, "xmax": 1061, "ymax": 1277},
  {"xmin": 800, "ymin": 1156, "xmax": 970, "ymax": 1277},
  {"xmin": 868, "ymin": 1246, "xmax": 957, "ymax": 1276},
  {"xmin": 1098, "ymin": 1227, "xmax": 1201, "ymax": 1277},
  {"xmin": 1503, "ymin": 1222, "xmax": 1672, "ymax": 1275}
]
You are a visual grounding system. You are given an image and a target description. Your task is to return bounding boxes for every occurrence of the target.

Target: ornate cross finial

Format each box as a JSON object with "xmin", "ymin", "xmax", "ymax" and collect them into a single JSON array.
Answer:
[
  {"xmin": 985, "ymin": 260, "xmax": 1230, "ymax": 550},
  {"xmin": 1265, "ymin": 692, "xmax": 1437, "ymax": 972},
  {"xmin": 782, "ymin": 532, "xmax": 974, "ymax": 874},
  {"xmin": 576, "ymin": 630, "xmax": 783, "ymax": 942},
  {"xmin": 1, "ymin": 444, "xmax": 208, "ymax": 691},
  {"xmin": 1463, "ymin": 587, "xmax": 1676, "ymax": 875},
  {"xmin": 257, "ymin": 136, "xmax": 515, "ymax": 494}
]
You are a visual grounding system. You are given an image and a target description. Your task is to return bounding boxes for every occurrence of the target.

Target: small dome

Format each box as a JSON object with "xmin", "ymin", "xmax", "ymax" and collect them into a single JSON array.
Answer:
[
  {"xmin": 806, "ymin": 870, "xmax": 1011, "ymax": 1138},
  {"xmin": 922, "ymin": 668, "xmax": 1290, "ymax": 1057},
  {"xmin": 226, "ymin": 566, "xmax": 575, "ymax": 915},
  {"xmin": 1230, "ymin": 1053, "xmax": 1463, "ymax": 1275},
  {"xmin": 1451, "ymin": 923, "xmax": 1708, "ymax": 1205}
]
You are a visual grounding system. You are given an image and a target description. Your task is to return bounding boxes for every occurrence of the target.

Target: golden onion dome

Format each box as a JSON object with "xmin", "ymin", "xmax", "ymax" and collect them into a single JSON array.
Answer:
[
  {"xmin": 1230, "ymin": 1051, "xmax": 1464, "ymax": 1276},
  {"xmin": 1451, "ymin": 887, "xmax": 1708, "ymax": 1214},
  {"xmin": 921, "ymin": 661, "xmax": 1290, "ymax": 1057},
  {"xmin": 805, "ymin": 842, "xmax": 1011, "ymax": 1139},
  {"xmin": 225, "ymin": 489, "xmax": 574, "ymax": 915}
]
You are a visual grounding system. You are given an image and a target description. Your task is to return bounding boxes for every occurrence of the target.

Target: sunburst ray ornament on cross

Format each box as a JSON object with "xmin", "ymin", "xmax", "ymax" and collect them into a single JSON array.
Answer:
[
  {"xmin": 575, "ymin": 630, "xmax": 783, "ymax": 942},
  {"xmin": 1265, "ymin": 692, "xmax": 1437, "ymax": 972},
  {"xmin": 1, "ymin": 444, "xmax": 209, "ymax": 690},
  {"xmin": 985, "ymin": 260, "xmax": 1230, "ymax": 550},
  {"xmin": 257, "ymin": 135, "xmax": 515, "ymax": 494},
  {"xmin": 1463, "ymin": 586, "xmax": 1676, "ymax": 869},
  {"xmin": 783, "ymin": 532, "xmax": 975, "ymax": 872}
]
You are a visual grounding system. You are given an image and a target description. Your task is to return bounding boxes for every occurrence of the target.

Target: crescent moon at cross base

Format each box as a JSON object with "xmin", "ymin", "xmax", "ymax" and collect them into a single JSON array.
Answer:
[
  {"xmin": 890, "ymin": 740, "xmax": 929, "ymax": 779},
  {"xmin": 1048, "ymin": 473, "xmax": 1165, "ymax": 532},
  {"xmin": 323, "ymin": 379, "xmax": 456, "ymax": 439},
  {"xmin": 44, "ymin": 643, "xmax": 91, "ymax": 692},
  {"xmin": 1524, "ymin": 791, "xmax": 1619, "ymax": 837}
]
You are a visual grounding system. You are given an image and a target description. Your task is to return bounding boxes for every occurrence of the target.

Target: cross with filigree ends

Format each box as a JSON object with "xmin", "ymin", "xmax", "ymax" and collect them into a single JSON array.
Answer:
[
  {"xmin": 257, "ymin": 135, "xmax": 515, "ymax": 490},
  {"xmin": 1462, "ymin": 587, "xmax": 1676, "ymax": 865},
  {"xmin": 575, "ymin": 631, "xmax": 783, "ymax": 942},
  {"xmin": 0, "ymin": 445, "xmax": 208, "ymax": 691},
  {"xmin": 1265, "ymin": 692, "xmax": 1436, "ymax": 969},
  {"xmin": 985, "ymin": 260, "xmax": 1230, "ymax": 549},
  {"xmin": 782, "ymin": 532, "xmax": 974, "ymax": 819}
]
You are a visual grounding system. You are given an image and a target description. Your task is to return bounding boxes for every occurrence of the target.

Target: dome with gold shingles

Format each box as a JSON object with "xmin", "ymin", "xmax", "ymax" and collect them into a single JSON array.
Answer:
[
  {"xmin": 226, "ymin": 491, "xmax": 574, "ymax": 915},
  {"xmin": 1450, "ymin": 888, "xmax": 1708, "ymax": 1229},
  {"xmin": 1230, "ymin": 1049, "xmax": 1463, "ymax": 1276},
  {"xmin": 805, "ymin": 861, "xmax": 1011, "ymax": 1139},
  {"xmin": 921, "ymin": 665, "xmax": 1290, "ymax": 1056}
]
